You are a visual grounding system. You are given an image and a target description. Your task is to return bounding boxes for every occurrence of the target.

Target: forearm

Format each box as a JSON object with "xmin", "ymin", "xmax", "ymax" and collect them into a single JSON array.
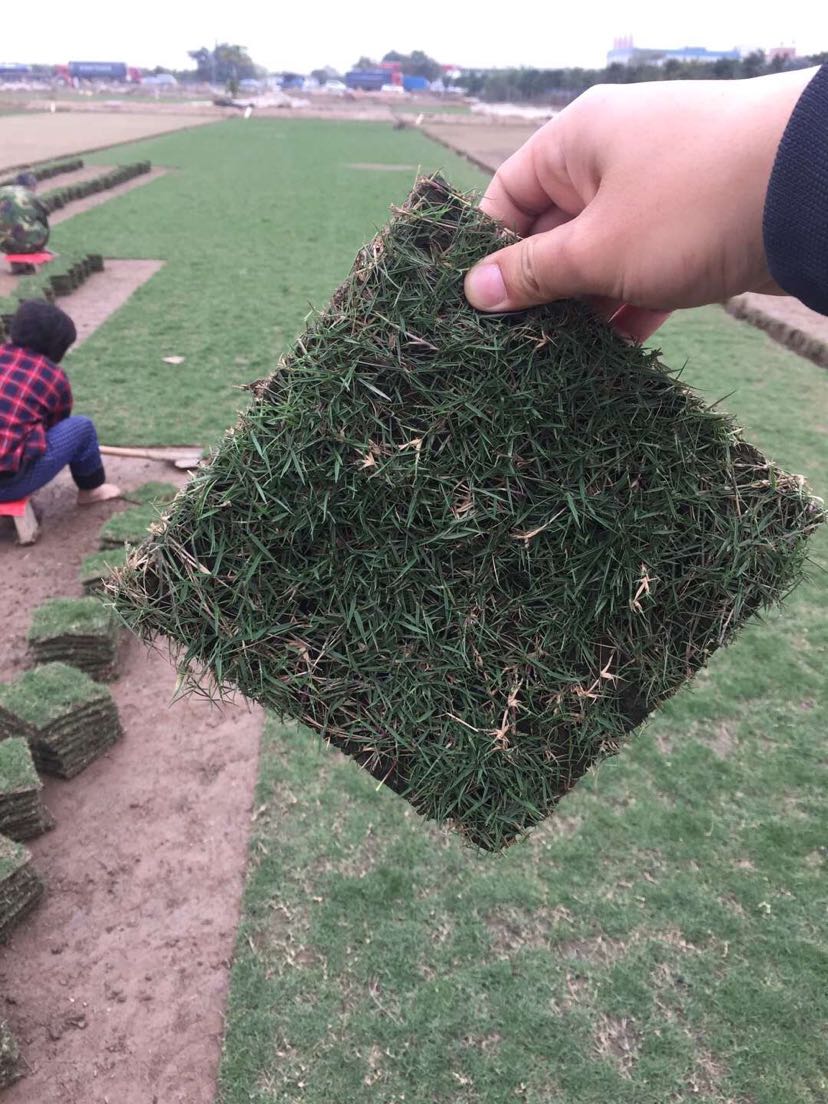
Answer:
[{"xmin": 764, "ymin": 64, "xmax": 828, "ymax": 316}]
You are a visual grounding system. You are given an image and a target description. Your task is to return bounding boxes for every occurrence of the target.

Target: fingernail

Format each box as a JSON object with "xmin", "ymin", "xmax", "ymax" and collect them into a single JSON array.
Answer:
[{"xmin": 465, "ymin": 263, "xmax": 507, "ymax": 310}]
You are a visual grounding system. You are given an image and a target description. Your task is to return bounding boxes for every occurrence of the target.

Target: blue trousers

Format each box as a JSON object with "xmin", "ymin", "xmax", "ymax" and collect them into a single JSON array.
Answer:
[{"xmin": 0, "ymin": 416, "xmax": 105, "ymax": 501}]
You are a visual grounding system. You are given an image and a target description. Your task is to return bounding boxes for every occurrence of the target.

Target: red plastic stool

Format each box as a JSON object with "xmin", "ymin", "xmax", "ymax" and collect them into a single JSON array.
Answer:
[
  {"xmin": 4, "ymin": 251, "xmax": 55, "ymax": 275},
  {"xmin": 0, "ymin": 498, "xmax": 39, "ymax": 544}
]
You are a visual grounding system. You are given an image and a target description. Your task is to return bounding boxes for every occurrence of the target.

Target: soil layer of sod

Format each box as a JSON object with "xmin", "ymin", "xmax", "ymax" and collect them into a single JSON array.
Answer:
[
  {"xmin": 28, "ymin": 597, "xmax": 120, "ymax": 682},
  {"xmin": 111, "ymin": 175, "xmax": 824, "ymax": 851},
  {"xmin": 0, "ymin": 834, "xmax": 43, "ymax": 943},
  {"xmin": 0, "ymin": 739, "xmax": 53, "ymax": 841}
]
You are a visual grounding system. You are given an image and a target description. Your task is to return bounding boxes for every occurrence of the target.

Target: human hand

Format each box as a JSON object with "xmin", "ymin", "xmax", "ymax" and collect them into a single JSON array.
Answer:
[{"xmin": 464, "ymin": 68, "xmax": 818, "ymax": 341}]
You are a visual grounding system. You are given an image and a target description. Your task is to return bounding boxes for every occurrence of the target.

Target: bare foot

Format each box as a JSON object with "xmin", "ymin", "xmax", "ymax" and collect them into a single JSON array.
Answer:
[{"xmin": 77, "ymin": 483, "xmax": 122, "ymax": 506}]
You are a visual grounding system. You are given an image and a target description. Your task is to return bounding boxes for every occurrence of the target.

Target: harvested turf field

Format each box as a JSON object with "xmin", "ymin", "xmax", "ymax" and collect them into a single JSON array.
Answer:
[{"xmin": 50, "ymin": 118, "xmax": 484, "ymax": 445}]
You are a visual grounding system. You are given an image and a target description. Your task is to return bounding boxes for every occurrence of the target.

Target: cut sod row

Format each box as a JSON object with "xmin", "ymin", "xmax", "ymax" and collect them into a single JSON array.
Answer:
[
  {"xmin": 0, "ymin": 252, "xmax": 104, "ymax": 340},
  {"xmin": 0, "ymin": 157, "xmax": 84, "ymax": 189},
  {"xmin": 111, "ymin": 173, "xmax": 825, "ymax": 851},
  {"xmin": 39, "ymin": 160, "xmax": 152, "ymax": 215}
]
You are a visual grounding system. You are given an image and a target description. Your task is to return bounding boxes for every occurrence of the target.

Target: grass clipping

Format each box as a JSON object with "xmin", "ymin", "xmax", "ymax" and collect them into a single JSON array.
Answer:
[{"xmin": 110, "ymin": 175, "xmax": 825, "ymax": 851}]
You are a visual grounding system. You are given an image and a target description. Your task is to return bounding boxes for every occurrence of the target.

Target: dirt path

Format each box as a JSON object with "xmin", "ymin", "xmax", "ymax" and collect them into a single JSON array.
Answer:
[
  {"xmin": 0, "ymin": 459, "xmax": 262, "ymax": 1102},
  {"xmin": 63, "ymin": 261, "xmax": 164, "ymax": 347},
  {"xmin": 1, "ymin": 262, "xmax": 164, "ymax": 352},
  {"xmin": 422, "ymin": 120, "xmax": 540, "ymax": 173}
]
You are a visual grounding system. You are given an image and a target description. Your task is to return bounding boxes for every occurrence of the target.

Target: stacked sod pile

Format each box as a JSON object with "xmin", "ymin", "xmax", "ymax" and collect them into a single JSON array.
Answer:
[
  {"xmin": 0, "ymin": 1021, "xmax": 20, "ymax": 1089},
  {"xmin": 0, "ymin": 663, "xmax": 122, "ymax": 778},
  {"xmin": 28, "ymin": 597, "xmax": 120, "ymax": 681},
  {"xmin": 0, "ymin": 738, "xmax": 53, "ymax": 841},
  {"xmin": 80, "ymin": 549, "xmax": 128, "ymax": 595},
  {"xmin": 0, "ymin": 833, "xmax": 43, "ymax": 941},
  {"xmin": 111, "ymin": 175, "xmax": 826, "ymax": 850},
  {"xmin": 99, "ymin": 482, "xmax": 179, "ymax": 550}
]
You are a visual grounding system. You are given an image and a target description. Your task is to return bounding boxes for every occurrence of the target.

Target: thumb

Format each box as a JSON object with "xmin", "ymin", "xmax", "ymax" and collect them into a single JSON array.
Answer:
[{"xmin": 464, "ymin": 216, "xmax": 612, "ymax": 312}]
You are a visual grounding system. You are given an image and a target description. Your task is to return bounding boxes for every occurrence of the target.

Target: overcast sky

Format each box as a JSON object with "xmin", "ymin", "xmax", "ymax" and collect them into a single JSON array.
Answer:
[{"xmin": 8, "ymin": 0, "xmax": 825, "ymax": 74}]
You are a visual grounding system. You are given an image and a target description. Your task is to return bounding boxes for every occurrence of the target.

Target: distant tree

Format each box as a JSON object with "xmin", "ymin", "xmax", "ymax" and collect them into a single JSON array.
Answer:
[
  {"xmin": 188, "ymin": 44, "xmax": 256, "ymax": 84},
  {"xmin": 453, "ymin": 48, "xmax": 825, "ymax": 104},
  {"xmin": 740, "ymin": 50, "xmax": 766, "ymax": 79},
  {"xmin": 188, "ymin": 47, "xmax": 212, "ymax": 81},
  {"xmin": 712, "ymin": 57, "xmax": 739, "ymax": 79},
  {"xmin": 355, "ymin": 56, "xmax": 377, "ymax": 70},
  {"xmin": 381, "ymin": 49, "xmax": 442, "ymax": 81},
  {"xmin": 310, "ymin": 68, "xmax": 329, "ymax": 85}
]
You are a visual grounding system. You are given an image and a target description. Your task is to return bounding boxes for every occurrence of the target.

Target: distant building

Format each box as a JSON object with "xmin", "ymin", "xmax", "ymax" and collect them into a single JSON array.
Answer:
[
  {"xmin": 607, "ymin": 37, "xmax": 741, "ymax": 66},
  {"xmin": 768, "ymin": 45, "xmax": 797, "ymax": 63},
  {"xmin": 0, "ymin": 64, "xmax": 32, "ymax": 81},
  {"xmin": 67, "ymin": 61, "xmax": 128, "ymax": 81}
]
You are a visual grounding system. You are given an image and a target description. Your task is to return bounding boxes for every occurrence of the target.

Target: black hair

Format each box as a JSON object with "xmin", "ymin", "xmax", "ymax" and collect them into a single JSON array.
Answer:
[
  {"xmin": 10, "ymin": 300, "xmax": 77, "ymax": 363},
  {"xmin": 14, "ymin": 172, "xmax": 38, "ymax": 189}
]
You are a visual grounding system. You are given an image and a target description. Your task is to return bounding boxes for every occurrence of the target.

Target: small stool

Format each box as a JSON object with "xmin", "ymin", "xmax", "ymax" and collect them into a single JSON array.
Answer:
[
  {"xmin": 4, "ymin": 250, "xmax": 55, "ymax": 276},
  {"xmin": 0, "ymin": 498, "xmax": 39, "ymax": 544}
]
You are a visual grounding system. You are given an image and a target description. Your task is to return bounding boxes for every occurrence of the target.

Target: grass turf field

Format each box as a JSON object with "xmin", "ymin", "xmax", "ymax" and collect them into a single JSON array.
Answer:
[
  {"xmin": 48, "ymin": 117, "xmax": 827, "ymax": 1102},
  {"xmin": 50, "ymin": 118, "xmax": 484, "ymax": 445}
]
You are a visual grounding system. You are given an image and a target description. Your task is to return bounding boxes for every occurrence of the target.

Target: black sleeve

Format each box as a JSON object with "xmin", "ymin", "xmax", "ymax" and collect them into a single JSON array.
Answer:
[{"xmin": 763, "ymin": 65, "xmax": 828, "ymax": 316}]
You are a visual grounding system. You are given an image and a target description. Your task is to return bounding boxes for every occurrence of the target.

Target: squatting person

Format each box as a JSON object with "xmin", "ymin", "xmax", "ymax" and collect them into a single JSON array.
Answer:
[
  {"xmin": 0, "ymin": 300, "xmax": 121, "ymax": 506},
  {"xmin": 0, "ymin": 173, "xmax": 50, "ymax": 256}
]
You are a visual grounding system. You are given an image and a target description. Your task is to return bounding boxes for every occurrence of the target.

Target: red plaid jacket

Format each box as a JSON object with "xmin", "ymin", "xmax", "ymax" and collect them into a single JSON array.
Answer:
[{"xmin": 0, "ymin": 343, "xmax": 72, "ymax": 475}]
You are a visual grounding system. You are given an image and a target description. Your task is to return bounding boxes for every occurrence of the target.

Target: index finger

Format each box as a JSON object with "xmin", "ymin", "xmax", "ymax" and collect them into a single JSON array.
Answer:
[{"xmin": 479, "ymin": 118, "xmax": 582, "ymax": 236}]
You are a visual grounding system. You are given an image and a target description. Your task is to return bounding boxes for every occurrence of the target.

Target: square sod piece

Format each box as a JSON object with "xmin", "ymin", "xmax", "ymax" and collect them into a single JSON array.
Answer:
[
  {"xmin": 99, "ymin": 481, "xmax": 179, "ymax": 551},
  {"xmin": 0, "ymin": 662, "xmax": 122, "ymax": 778},
  {"xmin": 100, "ymin": 504, "xmax": 165, "ymax": 549},
  {"xmin": 111, "ymin": 174, "xmax": 825, "ymax": 850},
  {"xmin": 80, "ymin": 548, "xmax": 128, "ymax": 595},
  {"xmin": 28, "ymin": 596, "xmax": 120, "ymax": 681},
  {"xmin": 126, "ymin": 481, "xmax": 179, "ymax": 506}
]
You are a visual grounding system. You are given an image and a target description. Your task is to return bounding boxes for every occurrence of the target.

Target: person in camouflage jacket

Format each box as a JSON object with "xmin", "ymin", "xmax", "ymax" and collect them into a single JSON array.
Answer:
[{"xmin": 0, "ymin": 173, "xmax": 50, "ymax": 254}]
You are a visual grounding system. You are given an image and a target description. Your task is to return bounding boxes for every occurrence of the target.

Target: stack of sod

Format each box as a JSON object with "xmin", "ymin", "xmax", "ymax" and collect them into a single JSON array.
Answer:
[
  {"xmin": 0, "ymin": 833, "xmax": 43, "ymax": 941},
  {"xmin": 80, "ymin": 548, "xmax": 128, "ymax": 595},
  {"xmin": 100, "ymin": 482, "xmax": 179, "ymax": 550},
  {"xmin": 0, "ymin": 663, "xmax": 122, "ymax": 778},
  {"xmin": 0, "ymin": 738, "xmax": 53, "ymax": 841},
  {"xmin": 110, "ymin": 174, "xmax": 826, "ymax": 851},
  {"xmin": 0, "ymin": 1021, "xmax": 21, "ymax": 1089},
  {"xmin": 28, "ymin": 597, "xmax": 120, "ymax": 681}
]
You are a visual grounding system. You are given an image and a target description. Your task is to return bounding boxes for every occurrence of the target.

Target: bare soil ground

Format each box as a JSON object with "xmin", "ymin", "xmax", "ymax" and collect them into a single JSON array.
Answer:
[
  {"xmin": 422, "ymin": 120, "xmax": 541, "ymax": 173},
  {"xmin": 61, "ymin": 261, "xmax": 164, "ymax": 348},
  {"xmin": 0, "ymin": 114, "xmax": 214, "ymax": 173},
  {"xmin": 0, "ymin": 458, "xmax": 262, "ymax": 1103}
]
